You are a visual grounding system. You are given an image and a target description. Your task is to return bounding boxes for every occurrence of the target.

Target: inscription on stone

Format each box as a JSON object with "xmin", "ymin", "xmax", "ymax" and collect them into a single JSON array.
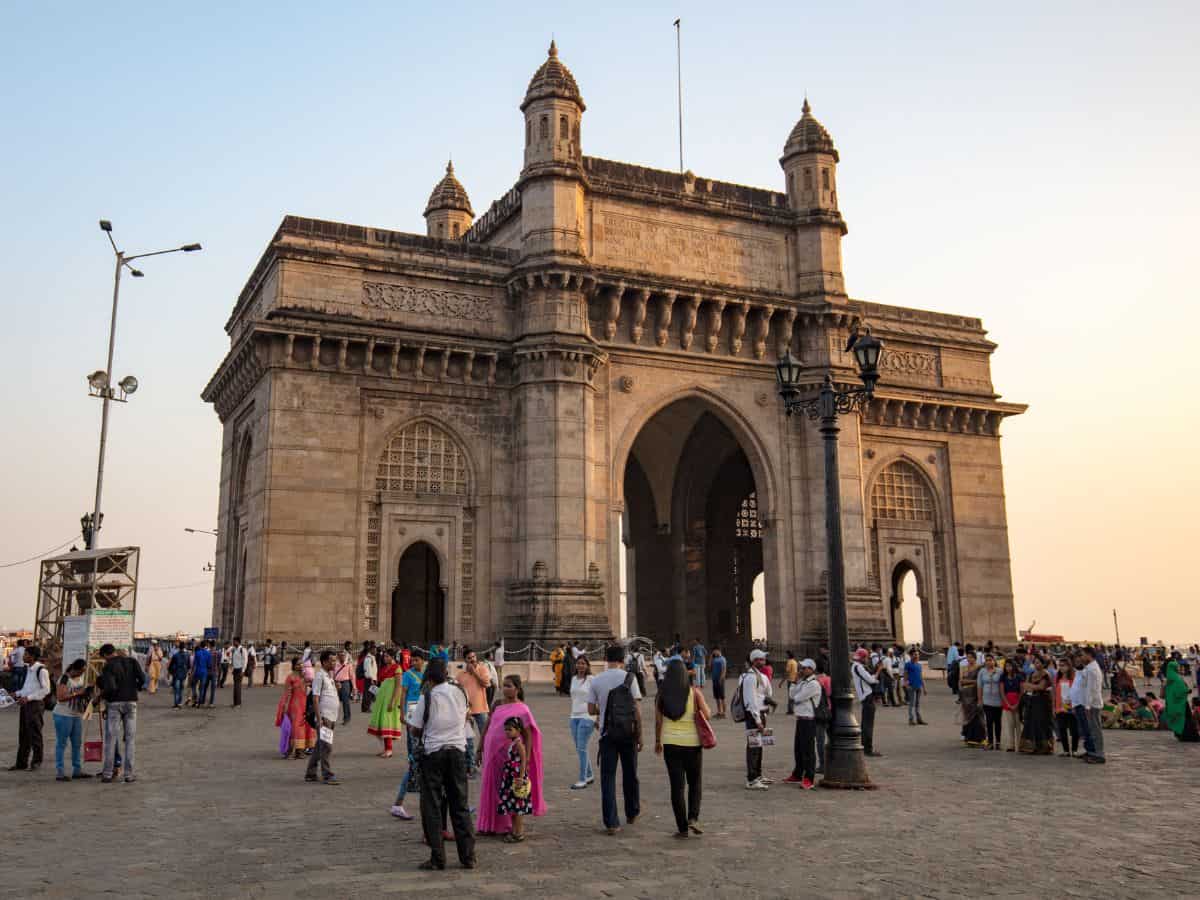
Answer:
[
  {"xmin": 594, "ymin": 212, "xmax": 784, "ymax": 290},
  {"xmin": 363, "ymin": 282, "xmax": 495, "ymax": 322}
]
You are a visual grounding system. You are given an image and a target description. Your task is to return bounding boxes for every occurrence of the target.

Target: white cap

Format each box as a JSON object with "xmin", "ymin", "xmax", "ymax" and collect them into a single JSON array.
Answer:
[
  {"xmin": 800, "ymin": 658, "xmax": 816, "ymax": 669},
  {"xmin": 750, "ymin": 649, "xmax": 767, "ymax": 662}
]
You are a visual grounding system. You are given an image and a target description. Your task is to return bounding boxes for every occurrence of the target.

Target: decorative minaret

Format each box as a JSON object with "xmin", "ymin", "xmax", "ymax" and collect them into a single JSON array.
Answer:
[
  {"xmin": 423, "ymin": 160, "xmax": 473, "ymax": 239},
  {"xmin": 780, "ymin": 99, "xmax": 847, "ymax": 301},
  {"xmin": 518, "ymin": 40, "xmax": 587, "ymax": 265},
  {"xmin": 506, "ymin": 42, "xmax": 610, "ymax": 644}
]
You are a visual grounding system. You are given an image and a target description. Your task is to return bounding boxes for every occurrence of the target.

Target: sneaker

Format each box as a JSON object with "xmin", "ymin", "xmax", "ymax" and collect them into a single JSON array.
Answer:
[
  {"xmin": 124, "ymin": 775, "xmax": 137, "ymax": 783},
  {"xmin": 305, "ymin": 775, "xmax": 319, "ymax": 783},
  {"xmin": 801, "ymin": 778, "xmax": 815, "ymax": 790},
  {"xmin": 745, "ymin": 779, "xmax": 768, "ymax": 791},
  {"xmin": 570, "ymin": 781, "xmax": 589, "ymax": 790},
  {"xmin": 782, "ymin": 774, "xmax": 803, "ymax": 784},
  {"xmin": 688, "ymin": 820, "xmax": 704, "ymax": 835},
  {"xmin": 391, "ymin": 805, "xmax": 414, "ymax": 820},
  {"xmin": 56, "ymin": 774, "xmax": 70, "ymax": 782},
  {"xmin": 73, "ymin": 772, "xmax": 93, "ymax": 779},
  {"xmin": 758, "ymin": 776, "xmax": 774, "ymax": 785},
  {"xmin": 324, "ymin": 776, "xmax": 340, "ymax": 785},
  {"xmin": 585, "ymin": 775, "xmax": 595, "ymax": 785},
  {"xmin": 100, "ymin": 776, "xmax": 113, "ymax": 783}
]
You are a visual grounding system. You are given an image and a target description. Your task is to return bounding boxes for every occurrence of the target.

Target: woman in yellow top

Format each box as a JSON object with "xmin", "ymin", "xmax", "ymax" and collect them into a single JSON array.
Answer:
[{"xmin": 654, "ymin": 658, "xmax": 712, "ymax": 838}]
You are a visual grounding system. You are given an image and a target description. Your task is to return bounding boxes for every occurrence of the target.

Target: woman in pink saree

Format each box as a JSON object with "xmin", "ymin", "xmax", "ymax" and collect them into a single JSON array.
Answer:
[{"xmin": 475, "ymin": 674, "xmax": 547, "ymax": 835}]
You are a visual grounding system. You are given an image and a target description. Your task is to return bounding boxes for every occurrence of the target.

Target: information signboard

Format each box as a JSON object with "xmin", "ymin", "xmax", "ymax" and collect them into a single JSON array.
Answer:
[
  {"xmin": 87, "ymin": 609, "xmax": 134, "ymax": 655},
  {"xmin": 62, "ymin": 615, "xmax": 89, "ymax": 667},
  {"xmin": 203, "ymin": 627, "xmax": 220, "ymax": 641}
]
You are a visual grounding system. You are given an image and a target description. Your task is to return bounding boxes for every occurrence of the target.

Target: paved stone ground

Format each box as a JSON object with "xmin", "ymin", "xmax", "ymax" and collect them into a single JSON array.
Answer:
[{"xmin": 1, "ymin": 676, "xmax": 1197, "ymax": 899}]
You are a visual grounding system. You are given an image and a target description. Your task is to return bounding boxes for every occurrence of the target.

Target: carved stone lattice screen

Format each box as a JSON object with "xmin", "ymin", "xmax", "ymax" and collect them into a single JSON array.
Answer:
[
  {"xmin": 735, "ymin": 492, "xmax": 762, "ymax": 538},
  {"xmin": 376, "ymin": 422, "xmax": 469, "ymax": 496},
  {"xmin": 870, "ymin": 461, "xmax": 934, "ymax": 522}
]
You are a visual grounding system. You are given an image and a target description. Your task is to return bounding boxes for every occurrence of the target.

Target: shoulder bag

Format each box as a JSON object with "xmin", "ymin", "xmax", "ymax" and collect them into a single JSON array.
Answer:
[{"xmin": 693, "ymin": 687, "xmax": 717, "ymax": 749}]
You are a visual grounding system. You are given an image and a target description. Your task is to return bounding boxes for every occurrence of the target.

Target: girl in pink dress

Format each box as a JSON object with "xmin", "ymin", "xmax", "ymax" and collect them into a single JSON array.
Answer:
[{"xmin": 475, "ymin": 675, "xmax": 546, "ymax": 835}]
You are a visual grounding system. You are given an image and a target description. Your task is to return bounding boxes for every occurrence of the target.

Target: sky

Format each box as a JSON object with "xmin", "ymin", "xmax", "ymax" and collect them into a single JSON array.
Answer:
[{"xmin": 2, "ymin": 1, "xmax": 1197, "ymax": 643}]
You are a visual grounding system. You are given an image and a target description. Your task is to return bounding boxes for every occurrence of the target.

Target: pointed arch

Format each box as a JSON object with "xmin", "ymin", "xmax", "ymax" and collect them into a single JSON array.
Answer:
[{"xmin": 612, "ymin": 384, "xmax": 778, "ymax": 522}]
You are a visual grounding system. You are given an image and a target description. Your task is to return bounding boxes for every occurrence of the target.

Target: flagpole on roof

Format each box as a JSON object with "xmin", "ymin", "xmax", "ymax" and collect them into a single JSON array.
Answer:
[{"xmin": 674, "ymin": 17, "xmax": 684, "ymax": 174}]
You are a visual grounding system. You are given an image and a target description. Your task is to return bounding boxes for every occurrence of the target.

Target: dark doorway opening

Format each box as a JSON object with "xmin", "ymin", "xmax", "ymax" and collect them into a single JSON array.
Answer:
[{"xmin": 393, "ymin": 542, "xmax": 444, "ymax": 647}]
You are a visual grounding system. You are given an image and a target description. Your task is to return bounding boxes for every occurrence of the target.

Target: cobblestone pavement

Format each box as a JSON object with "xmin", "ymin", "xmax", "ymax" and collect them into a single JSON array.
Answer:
[{"xmin": 2, "ymin": 677, "xmax": 1197, "ymax": 899}]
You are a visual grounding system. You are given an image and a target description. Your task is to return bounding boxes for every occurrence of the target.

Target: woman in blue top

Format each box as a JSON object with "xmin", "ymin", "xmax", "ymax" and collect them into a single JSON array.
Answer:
[{"xmin": 389, "ymin": 650, "xmax": 427, "ymax": 820}]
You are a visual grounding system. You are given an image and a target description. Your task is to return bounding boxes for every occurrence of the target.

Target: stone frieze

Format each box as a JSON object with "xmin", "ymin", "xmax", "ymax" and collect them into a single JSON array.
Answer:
[{"xmin": 362, "ymin": 282, "xmax": 496, "ymax": 322}]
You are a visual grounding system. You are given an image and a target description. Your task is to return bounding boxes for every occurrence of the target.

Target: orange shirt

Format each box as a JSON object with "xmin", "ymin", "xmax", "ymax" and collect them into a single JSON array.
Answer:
[{"xmin": 459, "ymin": 663, "xmax": 491, "ymax": 715}]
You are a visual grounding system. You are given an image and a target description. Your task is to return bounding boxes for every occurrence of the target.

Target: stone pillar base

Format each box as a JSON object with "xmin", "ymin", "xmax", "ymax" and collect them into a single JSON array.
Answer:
[{"xmin": 505, "ymin": 578, "xmax": 614, "ymax": 646}]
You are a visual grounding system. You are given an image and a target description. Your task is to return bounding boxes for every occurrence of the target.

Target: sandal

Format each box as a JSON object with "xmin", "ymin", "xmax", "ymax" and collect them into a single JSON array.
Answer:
[{"xmin": 503, "ymin": 833, "xmax": 526, "ymax": 843}]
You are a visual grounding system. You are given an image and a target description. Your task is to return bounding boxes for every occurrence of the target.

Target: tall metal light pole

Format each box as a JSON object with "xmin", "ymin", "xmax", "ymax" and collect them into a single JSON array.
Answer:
[
  {"xmin": 776, "ymin": 330, "xmax": 883, "ymax": 789},
  {"xmin": 85, "ymin": 220, "xmax": 202, "ymax": 550}
]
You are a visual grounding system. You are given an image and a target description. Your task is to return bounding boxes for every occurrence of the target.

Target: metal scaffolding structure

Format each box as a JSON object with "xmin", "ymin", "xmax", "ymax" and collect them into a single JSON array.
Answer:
[{"xmin": 34, "ymin": 547, "xmax": 140, "ymax": 666}]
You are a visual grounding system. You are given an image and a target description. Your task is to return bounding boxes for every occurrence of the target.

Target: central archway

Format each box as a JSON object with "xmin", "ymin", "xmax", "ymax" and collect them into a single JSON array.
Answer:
[
  {"xmin": 393, "ymin": 542, "xmax": 445, "ymax": 647},
  {"xmin": 619, "ymin": 394, "xmax": 774, "ymax": 662}
]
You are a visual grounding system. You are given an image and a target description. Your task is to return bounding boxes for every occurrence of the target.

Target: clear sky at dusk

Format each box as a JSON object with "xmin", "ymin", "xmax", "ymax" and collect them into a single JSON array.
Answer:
[{"xmin": 2, "ymin": 2, "xmax": 1197, "ymax": 642}]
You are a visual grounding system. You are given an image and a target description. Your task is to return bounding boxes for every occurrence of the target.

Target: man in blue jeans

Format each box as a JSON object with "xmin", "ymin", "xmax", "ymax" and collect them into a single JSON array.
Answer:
[
  {"xmin": 903, "ymin": 648, "xmax": 928, "ymax": 725},
  {"xmin": 691, "ymin": 639, "xmax": 707, "ymax": 688},
  {"xmin": 168, "ymin": 641, "xmax": 190, "ymax": 708},
  {"xmin": 192, "ymin": 641, "xmax": 214, "ymax": 710},
  {"xmin": 588, "ymin": 645, "xmax": 643, "ymax": 835},
  {"xmin": 97, "ymin": 643, "xmax": 145, "ymax": 783}
]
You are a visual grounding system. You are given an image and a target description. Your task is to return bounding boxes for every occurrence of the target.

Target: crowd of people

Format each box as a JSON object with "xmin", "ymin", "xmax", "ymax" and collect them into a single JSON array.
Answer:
[
  {"xmin": 947, "ymin": 641, "xmax": 1200, "ymax": 763},
  {"xmin": 5, "ymin": 630, "xmax": 1198, "ymax": 872}
]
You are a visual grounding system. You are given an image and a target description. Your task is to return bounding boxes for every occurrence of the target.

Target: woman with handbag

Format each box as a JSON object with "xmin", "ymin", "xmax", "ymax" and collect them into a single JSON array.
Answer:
[
  {"xmin": 275, "ymin": 658, "xmax": 315, "ymax": 759},
  {"xmin": 654, "ymin": 658, "xmax": 713, "ymax": 838}
]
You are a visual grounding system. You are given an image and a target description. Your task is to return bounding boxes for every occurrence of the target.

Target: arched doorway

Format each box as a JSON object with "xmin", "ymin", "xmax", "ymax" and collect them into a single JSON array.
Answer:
[
  {"xmin": 622, "ymin": 397, "xmax": 767, "ymax": 662},
  {"xmin": 393, "ymin": 542, "xmax": 445, "ymax": 647},
  {"xmin": 890, "ymin": 562, "xmax": 926, "ymax": 649}
]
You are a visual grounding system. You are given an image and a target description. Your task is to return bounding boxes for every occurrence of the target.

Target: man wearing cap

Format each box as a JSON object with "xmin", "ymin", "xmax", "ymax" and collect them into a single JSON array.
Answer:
[
  {"xmin": 851, "ymin": 648, "xmax": 883, "ymax": 757},
  {"xmin": 740, "ymin": 649, "xmax": 773, "ymax": 790},
  {"xmin": 784, "ymin": 658, "xmax": 821, "ymax": 789}
]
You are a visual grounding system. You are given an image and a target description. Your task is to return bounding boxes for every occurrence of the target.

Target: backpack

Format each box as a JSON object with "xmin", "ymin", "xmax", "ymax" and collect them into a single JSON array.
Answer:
[
  {"xmin": 812, "ymin": 681, "xmax": 831, "ymax": 723},
  {"xmin": 39, "ymin": 666, "xmax": 56, "ymax": 712},
  {"xmin": 730, "ymin": 673, "xmax": 749, "ymax": 723},
  {"xmin": 625, "ymin": 653, "xmax": 640, "ymax": 675},
  {"xmin": 602, "ymin": 672, "xmax": 640, "ymax": 742}
]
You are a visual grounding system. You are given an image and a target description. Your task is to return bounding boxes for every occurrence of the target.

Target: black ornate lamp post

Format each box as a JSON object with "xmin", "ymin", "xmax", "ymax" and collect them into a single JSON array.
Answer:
[{"xmin": 775, "ymin": 330, "xmax": 882, "ymax": 789}]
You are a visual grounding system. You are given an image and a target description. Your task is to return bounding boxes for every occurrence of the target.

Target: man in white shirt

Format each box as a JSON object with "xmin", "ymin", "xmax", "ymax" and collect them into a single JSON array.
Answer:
[
  {"xmin": 230, "ymin": 638, "xmax": 248, "ymax": 708},
  {"xmin": 411, "ymin": 657, "xmax": 476, "ymax": 870},
  {"xmin": 785, "ymin": 658, "xmax": 821, "ymax": 789},
  {"xmin": 588, "ymin": 644, "xmax": 643, "ymax": 834},
  {"xmin": 740, "ymin": 649, "xmax": 773, "ymax": 790},
  {"xmin": 1078, "ymin": 647, "xmax": 1106, "ymax": 764},
  {"xmin": 491, "ymin": 637, "xmax": 505, "ymax": 682},
  {"xmin": 361, "ymin": 643, "xmax": 378, "ymax": 713},
  {"xmin": 306, "ymin": 650, "xmax": 340, "ymax": 785},
  {"xmin": 263, "ymin": 639, "xmax": 278, "ymax": 685},
  {"xmin": 9, "ymin": 645, "xmax": 49, "ymax": 770},
  {"xmin": 851, "ymin": 648, "xmax": 882, "ymax": 757}
]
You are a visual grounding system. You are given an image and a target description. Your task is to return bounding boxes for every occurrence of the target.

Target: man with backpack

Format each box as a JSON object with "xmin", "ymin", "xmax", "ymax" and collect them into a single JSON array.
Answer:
[
  {"xmin": 8, "ymin": 645, "xmax": 50, "ymax": 771},
  {"xmin": 587, "ymin": 644, "xmax": 643, "ymax": 835},
  {"xmin": 735, "ymin": 649, "xmax": 774, "ymax": 790},
  {"xmin": 624, "ymin": 645, "xmax": 646, "ymax": 696},
  {"xmin": 168, "ymin": 641, "xmax": 190, "ymax": 709},
  {"xmin": 784, "ymin": 659, "xmax": 823, "ymax": 789}
]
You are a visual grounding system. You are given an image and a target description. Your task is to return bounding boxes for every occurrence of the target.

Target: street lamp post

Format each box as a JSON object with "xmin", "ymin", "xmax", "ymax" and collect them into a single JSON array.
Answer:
[
  {"xmin": 775, "ymin": 330, "xmax": 882, "ymax": 789},
  {"xmin": 86, "ymin": 220, "xmax": 201, "ymax": 550}
]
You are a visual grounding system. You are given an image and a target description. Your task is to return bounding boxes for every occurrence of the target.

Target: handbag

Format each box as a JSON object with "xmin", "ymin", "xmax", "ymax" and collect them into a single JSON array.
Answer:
[
  {"xmin": 83, "ymin": 716, "xmax": 103, "ymax": 763},
  {"xmin": 512, "ymin": 775, "xmax": 532, "ymax": 799},
  {"xmin": 693, "ymin": 688, "xmax": 717, "ymax": 750}
]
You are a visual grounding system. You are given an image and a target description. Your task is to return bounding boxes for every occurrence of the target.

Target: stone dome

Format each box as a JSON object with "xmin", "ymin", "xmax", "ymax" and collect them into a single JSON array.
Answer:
[
  {"xmin": 521, "ymin": 40, "xmax": 585, "ymax": 112},
  {"xmin": 424, "ymin": 160, "xmax": 473, "ymax": 217},
  {"xmin": 782, "ymin": 98, "xmax": 838, "ymax": 162}
]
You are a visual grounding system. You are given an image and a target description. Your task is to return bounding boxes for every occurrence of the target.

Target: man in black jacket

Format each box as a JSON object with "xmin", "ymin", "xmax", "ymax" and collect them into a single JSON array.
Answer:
[{"xmin": 98, "ymin": 644, "xmax": 146, "ymax": 784}]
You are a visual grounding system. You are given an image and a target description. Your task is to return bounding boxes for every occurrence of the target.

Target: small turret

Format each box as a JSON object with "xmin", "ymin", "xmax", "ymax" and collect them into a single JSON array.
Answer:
[
  {"xmin": 423, "ymin": 160, "xmax": 473, "ymax": 239},
  {"xmin": 521, "ymin": 40, "xmax": 585, "ymax": 171},
  {"xmin": 780, "ymin": 99, "xmax": 847, "ymax": 300}
]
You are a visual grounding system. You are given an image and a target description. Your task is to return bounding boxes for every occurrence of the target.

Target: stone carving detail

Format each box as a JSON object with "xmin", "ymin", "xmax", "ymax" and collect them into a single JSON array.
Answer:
[
  {"xmin": 752, "ymin": 305, "xmax": 774, "ymax": 360},
  {"xmin": 656, "ymin": 292, "xmax": 676, "ymax": 347},
  {"xmin": 680, "ymin": 296, "xmax": 700, "ymax": 350},
  {"xmin": 618, "ymin": 375, "xmax": 634, "ymax": 393},
  {"xmin": 630, "ymin": 289, "xmax": 649, "ymax": 344},
  {"xmin": 604, "ymin": 285, "xmax": 623, "ymax": 340},
  {"xmin": 363, "ymin": 282, "xmax": 496, "ymax": 323},
  {"xmin": 705, "ymin": 298, "xmax": 727, "ymax": 353},
  {"xmin": 878, "ymin": 348, "xmax": 938, "ymax": 377},
  {"xmin": 776, "ymin": 309, "xmax": 797, "ymax": 357},
  {"xmin": 729, "ymin": 301, "xmax": 748, "ymax": 355}
]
